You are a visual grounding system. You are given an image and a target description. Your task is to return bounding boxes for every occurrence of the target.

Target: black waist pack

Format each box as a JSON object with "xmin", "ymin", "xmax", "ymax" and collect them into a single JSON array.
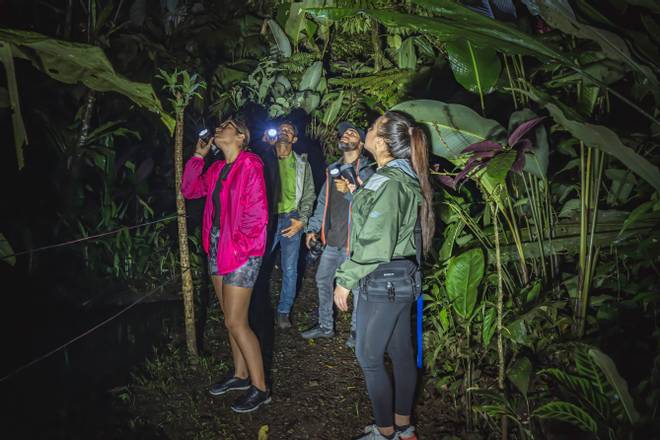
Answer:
[{"xmin": 359, "ymin": 258, "xmax": 422, "ymax": 303}]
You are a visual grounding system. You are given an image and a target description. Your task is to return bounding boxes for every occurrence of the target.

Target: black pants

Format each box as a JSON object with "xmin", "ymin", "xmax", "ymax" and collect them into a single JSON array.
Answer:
[{"xmin": 355, "ymin": 294, "xmax": 417, "ymax": 427}]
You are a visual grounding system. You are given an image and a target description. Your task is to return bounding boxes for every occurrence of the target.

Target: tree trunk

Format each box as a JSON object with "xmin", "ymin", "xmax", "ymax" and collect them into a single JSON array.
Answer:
[
  {"xmin": 371, "ymin": 20, "xmax": 383, "ymax": 72},
  {"xmin": 174, "ymin": 105, "xmax": 198, "ymax": 357}
]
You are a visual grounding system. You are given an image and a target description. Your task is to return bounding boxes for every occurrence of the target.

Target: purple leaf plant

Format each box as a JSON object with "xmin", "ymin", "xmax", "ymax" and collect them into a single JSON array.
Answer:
[{"xmin": 438, "ymin": 116, "xmax": 545, "ymax": 190}]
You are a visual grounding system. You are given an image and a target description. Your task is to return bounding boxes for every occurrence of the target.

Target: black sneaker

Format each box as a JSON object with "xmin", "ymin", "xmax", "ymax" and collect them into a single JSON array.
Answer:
[
  {"xmin": 208, "ymin": 375, "xmax": 250, "ymax": 396},
  {"xmin": 301, "ymin": 325, "xmax": 335, "ymax": 339},
  {"xmin": 230, "ymin": 385, "xmax": 271, "ymax": 413}
]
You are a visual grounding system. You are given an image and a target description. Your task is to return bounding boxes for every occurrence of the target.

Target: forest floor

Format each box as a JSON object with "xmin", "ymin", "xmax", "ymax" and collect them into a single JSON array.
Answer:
[{"xmin": 120, "ymin": 262, "xmax": 465, "ymax": 440}]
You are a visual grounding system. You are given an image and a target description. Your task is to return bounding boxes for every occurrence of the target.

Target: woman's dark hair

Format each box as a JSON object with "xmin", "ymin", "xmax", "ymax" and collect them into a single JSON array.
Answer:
[{"xmin": 377, "ymin": 111, "xmax": 435, "ymax": 255}]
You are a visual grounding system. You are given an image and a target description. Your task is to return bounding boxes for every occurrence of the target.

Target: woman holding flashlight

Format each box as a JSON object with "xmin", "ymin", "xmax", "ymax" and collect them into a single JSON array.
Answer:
[
  {"xmin": 334, "ymin": 111, "xmax": 434, "ymax": 440},
  {"xmin": 181, "ymin": 118, "xmax": 271, "ymax": 413}
]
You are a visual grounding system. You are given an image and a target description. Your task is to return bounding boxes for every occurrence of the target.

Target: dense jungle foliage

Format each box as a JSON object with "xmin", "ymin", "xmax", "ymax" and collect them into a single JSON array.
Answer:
[{"xmin": 1, "ymin": 0, "xmax": 660, "ymax": 438}]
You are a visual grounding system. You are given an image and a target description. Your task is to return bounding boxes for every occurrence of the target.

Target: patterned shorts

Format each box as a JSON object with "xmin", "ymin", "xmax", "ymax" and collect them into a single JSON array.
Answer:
[{"xmin": 209, "ymin": 227, "xmax": 262, "ymax": 288}]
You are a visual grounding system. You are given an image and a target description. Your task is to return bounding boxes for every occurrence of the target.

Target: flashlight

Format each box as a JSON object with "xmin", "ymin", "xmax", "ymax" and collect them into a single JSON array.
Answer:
[
  {"xmin": 198, "ymin": 128, "xmax": 212, "ymax": 143},
  {"xmin": 329, "ymin": 164, "xmax": 341, "ymax": 179},
  {"xmin": 198, "ymin": 128, "xmax": 219, "ymax": 156},
  {"xmin": 339, "ymin": 164, "xmax": 359, "ymax": 187}
]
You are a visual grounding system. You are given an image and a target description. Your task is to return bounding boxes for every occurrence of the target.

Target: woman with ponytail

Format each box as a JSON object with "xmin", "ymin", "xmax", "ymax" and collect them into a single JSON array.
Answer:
[{"xmin": 334, "ymin": 111, "xmax": 435, "ymax": 440}]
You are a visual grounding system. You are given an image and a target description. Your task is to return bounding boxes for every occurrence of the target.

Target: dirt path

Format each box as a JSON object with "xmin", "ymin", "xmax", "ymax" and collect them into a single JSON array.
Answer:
[{"xmin": 126, "ymin": 263, "xmax": 458, "ymax": 439}]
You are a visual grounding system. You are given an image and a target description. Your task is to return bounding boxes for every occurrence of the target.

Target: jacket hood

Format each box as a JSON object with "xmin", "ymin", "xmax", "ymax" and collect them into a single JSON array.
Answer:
[
  {"xmin": 327, "ymin": 153, "xmax": 372, "ymax": 170},
  {"xmin": 385, "ymin": 158, "xmax": 417, "ymax": 179}
]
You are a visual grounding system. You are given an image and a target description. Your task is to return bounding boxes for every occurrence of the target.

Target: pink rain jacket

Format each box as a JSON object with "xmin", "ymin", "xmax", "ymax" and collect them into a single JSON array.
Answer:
[{"xmin": 181, "ymin": 151, "xmax": 268, "ymax": 275}]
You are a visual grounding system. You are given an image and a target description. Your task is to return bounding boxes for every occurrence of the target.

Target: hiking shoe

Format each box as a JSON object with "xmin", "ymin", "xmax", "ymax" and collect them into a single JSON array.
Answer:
[
  {"xmin": 208, "ymin": 375, "xmax": 250, "ymax": 396},
  {"xmin": 397, "ymin": 425, "xmax": 418, "ymax": 440},
  {"xmin": 355, "ymin": 425, "xmax": 400, "ymax": 439},
  {"xmin": 277, "ymin": 313, "xmax": 292, "ymax": 329},
  {"xmin": 345, "ymin": 332, "xmax": 356, "ymax": 349},
  {"xmin": 301, "ymin": 325, "xmax": 334, "ymax": 339},
  {"xmin": 230, "ymin": 385, "xmax": 271, "ymax": 413}
]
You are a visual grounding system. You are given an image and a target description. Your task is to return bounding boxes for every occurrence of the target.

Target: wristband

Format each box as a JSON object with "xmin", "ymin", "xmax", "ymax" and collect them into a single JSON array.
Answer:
[{"xmin": 194, "ymin": 152, "xmax": 204, "ymax": 159}]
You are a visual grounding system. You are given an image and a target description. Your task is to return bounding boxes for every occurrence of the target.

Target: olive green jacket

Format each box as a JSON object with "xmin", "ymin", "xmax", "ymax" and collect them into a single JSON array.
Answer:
[{"xmin": 335, "ymin": 159, "xmax": 422, "ymax": 290}]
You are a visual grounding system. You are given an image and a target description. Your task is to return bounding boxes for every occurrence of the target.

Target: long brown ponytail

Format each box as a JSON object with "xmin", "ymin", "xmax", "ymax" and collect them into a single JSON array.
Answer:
[
  {"xmin": 379, "ymin": 111, "xmax": 436, "ymax": 255},
  {"xmin": 409, "ymin": 125, "xmax": 435, "ymax": 255}
]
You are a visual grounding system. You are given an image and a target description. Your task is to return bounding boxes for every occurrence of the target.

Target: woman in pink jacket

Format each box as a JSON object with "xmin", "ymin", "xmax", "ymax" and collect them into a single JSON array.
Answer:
[{"xmin": 181, "ymin": 118, "xmax": 270, "ymax": 413}]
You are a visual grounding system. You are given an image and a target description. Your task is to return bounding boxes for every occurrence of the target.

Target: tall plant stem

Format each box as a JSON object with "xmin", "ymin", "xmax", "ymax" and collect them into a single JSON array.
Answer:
[
  {"xmin": 465, "ymin": 322, "xmax": 473, "ymax": 431},
  {"xmin": 371, "ymin": 20, "xmax": 383, "ymax": 72},
  {"xmin": 578, "ymin": 149, "xmax": 604, "ymax": 336},
  {"xmin": 503, "ymin": 55, "xmax": 519, "ymax": 109},
  {"xmin": 77, "ymin": 90, "xmax": 96, "ymax": 148},
  {"xmin": 522, "ymin": 173, "xmax": 547, "ymax": 280},
  {"xmin": 492, "ymin": 201, "xmax": 507, "ymax": 440},
  {"xmin": 174, "ymin": 103, "xmax": 198, "ymax": 357},
  {"xmin": 501, "ymin": 200, "xmax": 528, "ymax": 285}
]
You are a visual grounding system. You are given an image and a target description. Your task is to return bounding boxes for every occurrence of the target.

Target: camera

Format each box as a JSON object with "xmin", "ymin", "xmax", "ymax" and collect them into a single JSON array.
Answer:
[{"xmin": 308, "ymin": 236, "xmax": 325, "ymax": 260}]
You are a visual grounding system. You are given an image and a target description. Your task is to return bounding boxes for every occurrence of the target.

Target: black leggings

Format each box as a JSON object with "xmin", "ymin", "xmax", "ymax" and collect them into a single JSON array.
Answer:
[{"xmin": 355, "ymin": 295, "xmax": 417, "ymax": 427}]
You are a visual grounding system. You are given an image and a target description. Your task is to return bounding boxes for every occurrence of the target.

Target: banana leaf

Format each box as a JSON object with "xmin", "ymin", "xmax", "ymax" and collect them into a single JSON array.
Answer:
[
  {"xmin": 0, "ymin": 28, "xmax": 174, "ymax": 133},
  {"xmin": 397, "ymin": 37, "xmax": 418, "ymax": 70},
  {"xmin": 391, "ymin": 99, "xmax": 506, "ymax": 159},
  {"xmin": 285, "ymin": 1, "xmax": 325, "ymax": 46},
  {"xmin": 266, "ymin": 19, "xmax": 292, "ymax": 58},
  {"xmin": 445, "ymin": 40, "xmax": 502, "ymax": 108},
  {"xmin": 298, "ymin": 61, "xmax": 323, "ymax": 91}
]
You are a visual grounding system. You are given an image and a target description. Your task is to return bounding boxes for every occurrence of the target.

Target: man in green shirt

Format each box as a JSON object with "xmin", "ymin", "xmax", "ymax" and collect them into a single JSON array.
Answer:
[{"xmin": 263, "ymin": 122, "xmax": 315, "ymax": 329}]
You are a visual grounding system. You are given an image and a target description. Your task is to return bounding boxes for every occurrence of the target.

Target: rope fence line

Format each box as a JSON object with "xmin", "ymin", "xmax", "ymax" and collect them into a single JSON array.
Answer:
[
  {"xmin": 1, "ymin": 213, "xmax": 188, "ymax": 261},
  {"xmin": 0, "ymin": 269, "xmax": 189, "ymax": 385}
]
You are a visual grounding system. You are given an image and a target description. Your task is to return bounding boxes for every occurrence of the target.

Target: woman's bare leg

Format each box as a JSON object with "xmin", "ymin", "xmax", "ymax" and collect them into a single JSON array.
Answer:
[
  {"xmin": 222, "ymin": 284, "xmax": 266, "ymax": 391},
  {"xmin": 211, "ymin": 275, "xmax": 248, "ymax": 379}
]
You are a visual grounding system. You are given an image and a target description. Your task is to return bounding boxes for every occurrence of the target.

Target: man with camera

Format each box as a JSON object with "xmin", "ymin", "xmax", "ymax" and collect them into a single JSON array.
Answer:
[
  {"xmin": 261, "ymin": 121, "xmax": 316, "ymax": 330},
  {"xmin": 302, "ymin": 122, "xmax": 374, "ymax": 347}
]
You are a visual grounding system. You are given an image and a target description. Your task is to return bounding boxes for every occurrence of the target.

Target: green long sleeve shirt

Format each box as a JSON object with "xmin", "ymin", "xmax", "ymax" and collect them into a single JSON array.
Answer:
[{"xmin": 335, "ymin": 160, "xmax": 422, "ymax": 290}]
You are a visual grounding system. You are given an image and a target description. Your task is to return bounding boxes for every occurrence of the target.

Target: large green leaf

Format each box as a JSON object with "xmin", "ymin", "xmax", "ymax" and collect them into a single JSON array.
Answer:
[
  {"xmin": 482, "ymin": 306, "xmax": 496, "ymax": 346},
  {"xmin": 521, "ymin": 0, "xmax": 658, "ymax": 91},
  {"xmin": 533, "ymin": 401, "xmax": 598, "ymax": 433},
  {"xmin": 0, "ymin": 40, "xmax": 26, "ymax": 169},
  {"xmin": 445, "ymin": 248, "xmax": 485, "ymax": 320},
  {"xmin": 391, "ymin": 99, "xmax": 506, "ymax": 159},
  {"xmin": 397, "ymin": 37, "xmax": 418, "ymax": 70},
  {"xmin": 541, "ymin": 101, "xmax": 660, "ymax": 192},
  {"xmin": 445, "ymin": 40, "xmax": 501, "ymax": 102},
  {"xmin": 0, "ymin": 28, "xmax": 174, "ymax": 133},
  {"xmin": 508, "ymin": 109, "xmax": 549, "ymax": 178},
  {"xmin": 322, "ymin": 91, "xmax": 344, "ymax": 126},
  {"xmin": 298, "ymin": 60, "xmax": 323, "ymax": 91},
  {"xmin": 285, "ymin": 1, "xmax": 325, "ymax": 46},
  {"xmin": 266, "ymin": 19, "xmax": 292, "ymax": 58},
  {"xmin": 588, "ymin": 348, "xmax": 640, "ymax": 424}
]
